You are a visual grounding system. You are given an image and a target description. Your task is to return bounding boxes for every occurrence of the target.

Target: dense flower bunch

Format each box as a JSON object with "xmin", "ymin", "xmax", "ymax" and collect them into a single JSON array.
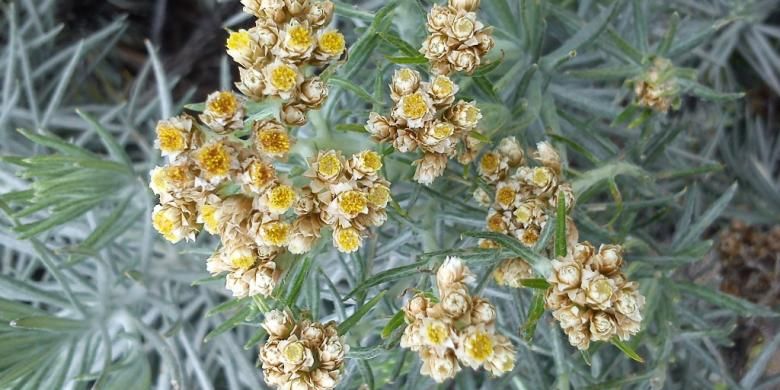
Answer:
[
  {"xmin": 400, "ymin": 257, "xmax": 516, "ymax": 382},
  {"xmin": 259, "ymin": 309, "xmax": 348, "ymax": 390},
  {"xmin": 545, "ymin": 243, "xmax": 645, "ymax": 350},
  {"xmin": 475, "ymin": 137, "xmax": 576, "ymax": 248},
  {"xmin": 632, "ymin": 57, "xmax": 680, "ymax": 113},
  {"xmin": 228, "ymin": 0, "xmax": 346, "ymax": 126},
  {"xmin": 299, "ymin": 149, "xmax": 392, "ymax": 254},
  {"xmin": 366, "ymin": 68, "xmax": 485, "ymax": 184},
  {"xmin": 420, "ymin": 0, "xmax": 494, "ymax": 75}
]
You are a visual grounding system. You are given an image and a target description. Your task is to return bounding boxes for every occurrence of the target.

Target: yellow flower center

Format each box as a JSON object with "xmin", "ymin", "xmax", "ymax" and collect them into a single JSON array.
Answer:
[
  {"xmin": 318, "ymin": 31, "xmax": 345, "ymax": 55},
  {"xmin": 338, "ymin": 191, "xmax": 367, "ymax": 216},
  {"xmin": 514, "ymin": 204, "xmax": 532, "ymax": 224},
  {"xmin": 464, "ymin": 104, "xmax": 481, "ymax": 125},
  {"xmin": 424, "ymin": 322, "xmax": 448, "ymax": 345},
  {"xmin": 402, "ymin": 92, "xmax": 428, "ymax": 120},
  {"xmin": 480, "ymin": 153, "xmax": 499, "ymax": 173},
  {"xmin": 282, "ymin": 342, "xmax": 305, "ymax": 362},
  {"xmin": 453, "ymin": 18, "xmax": 475, "ymax": 37},
  {"xmin": 367, "ymin": 185, "xmax": 391, "ymax": 207},
  {"xmin": 360, "ymin": 151, "xmax": 382, "ymax": 172},
  {"xmin": 231, "ymin": 253, "xmax": 256, "ymax": 270},
  {"xmin": 227, "ymin": 30, "xmax": 251, "ymax": 50},
  {"xmin": 532, "ymin": 167, "xmax": 552, "ymax": 188},
  {"xmin": 157, "ymin": 125, "xmax": 186, "ymax": 153},
  {"xmin": 270, "ymin": 64, "xmax": 298, "ymax": 91},
  {"xmin": 287, "ymin": 25, "xmax": 313, "ymax": 51},
  {"xmin": 486, "ymin": 213, "xmax": 504, "ymax": 232},
  {"xmin": 197, "ymin": 143, "xmax": 231, "ymax": 177},
  {"xmin": 432, "ymin": 122, "xmax": 454, "ymax": 139},
  {"xmin": 268, "ymin": 185, "xmax": 296, "ymax": 213},
  {"xmin": 207, "ymin": 92, "xmax": 239, "ymax": 117},
  {"xmin": 465, "ymin": 331, "xmax": 494, "ymax": 362},
  {"xmin": 432, "ymin": 76, "xmax": 454, "ymax": 97},
  {"xmin": 590, "ymin": 279, "xmax": 614, "ymax": 302},
  {"xmin": 199, "ymin": 204, "xmax": 219, "ymax": 233},
  {"xmin": 165, "ymin": 166, "xmax": 189, "ymax": 187},
  {"xmin": 398, "ymin": 68, "xmax": 416, "ymax": 83},
  {"xmin": 496, "ymin": 187, "xmax": 515, "ymax": 207},
  {"xmin": 257, "ymin": 128, "xmax": 291, "ymax": 155},
  {"xmin": 152, "ymin": 209, "xmax": 176, "ymax": 241},
  {"xmin": 522, "ymin": 228, "xmax": 539, "ymax": 245},
  {"xmin": 558, "ymin": 265, "xmax": 581, "ymax": 285},
  {"xmin": 249, "ymin": 160, "xmax": 276, "ymax": 188},
  {"xmin": 335, "ymin": 228, "xmax": 361, "ymax": 253},
  {"xmin": 317, "ymin": 153, "xmax": 342, "ymax": 178},
  {"xmin": 262, "ymin": 221, "xmax": 291, "ymax": 246}
]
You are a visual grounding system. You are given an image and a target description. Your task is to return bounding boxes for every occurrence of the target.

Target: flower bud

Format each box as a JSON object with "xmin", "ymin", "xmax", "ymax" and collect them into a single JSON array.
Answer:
[
  {"xmin": 262, "ymin": 309, "xmax": 294, "ymax": 339},
  {"xmin": 449, "ymin": 0, "xmax": 480, "ymax": 11}
]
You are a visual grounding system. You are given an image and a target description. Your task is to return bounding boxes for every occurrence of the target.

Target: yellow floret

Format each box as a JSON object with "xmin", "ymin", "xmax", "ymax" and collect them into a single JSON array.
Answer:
[
  {"xmin": 268, "ymin": 185, "xmax": 296, "ymax": 213},
  {"xmin": 432, "ymin": 122, "xmax": 454, "ymax": 139},
  {"xmin": 199, "ymin": 204, "xmax": 220, "ymax": 234},
  {"xmin": 402, "ymin": 92, "xmax": 428, "ymax": 120},
  {"xmin": 317, "ymin": 153, "xmax": 342, "ymax": 178},
  {"xmin": 288, "ymin": 25, "xmax": 313, "ymax": 51},
  {"xmin": 249, "ymin": 160, "xmax": 276, "ymax": 189},
  {"xmin": 480, "ymin": 153, "xmax": 499, "ymax": 173},
  {"xmin": 257, "ymin": 128, "xmax": 291, "ymax": 155},
  {"xmin": 262, "ymin": 221, "xmax": 291, "ymax": 246},
  {"xmin": 207, "ymin": 91, "xmax": 239, "ymax": 117},
  {"xmin": 360, "ymin": 151, "xmax": 382, "ymax": 172},
  {"xmin": 424, "ymin": 322, "xmax": 448, "ymax": 345},
  {"xmin": 367, "ymin": 185, "xmax": 391, "ymax": 208},
  {"xmin": 270, "ymin": 64, "xmax": 298, "ymax": 91},
  {"xmin": 197, "ymin": 143, "xmax": 231, "ymax": 177},
  {"xmin": 432, "ymin": 76, "xmax": 454, "ymax": 97},
  {"xmin": 334, "ymin": 228, "xmax": 361, "ymax": 253},
  {"xmin": 464, "ymin": 331, "xmax": 494, "ymax": 362},
  {"xmin": 496, "ymin": 187, "xmax": 515, "ymax": 208},
  {"xmin": 318, "ymin": 31, "xmax": 345, "ymax": 55},
  {"xmin": 157, "ymin": 125, "xmax": 186, "ymax": 153},
  {"xmin": 227, "ymin": 30, "xmax": 251, "ymax": 50},
  {"xmin": 152, "ymin": 209, "xmax": 177, "ymax": 243},
  {"xmin": 338, "ymin": 191, "xmax": 367, "ymax": 216}
]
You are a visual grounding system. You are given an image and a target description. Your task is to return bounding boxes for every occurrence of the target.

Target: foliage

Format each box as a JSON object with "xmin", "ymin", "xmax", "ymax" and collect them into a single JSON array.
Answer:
[{"xmin": 1, "ymin": 0, "xmax": 779, "ymax": 389}]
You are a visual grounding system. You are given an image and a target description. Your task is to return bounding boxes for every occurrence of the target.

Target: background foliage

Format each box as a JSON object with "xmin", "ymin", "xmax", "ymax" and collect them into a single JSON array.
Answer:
[{"xmin": 1, "ymin": 0, "xmax": 779, "ymax": 389}]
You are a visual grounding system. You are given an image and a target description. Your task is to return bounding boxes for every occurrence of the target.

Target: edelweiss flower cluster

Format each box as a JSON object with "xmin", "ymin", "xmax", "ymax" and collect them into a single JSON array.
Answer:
[
  {"xmin": 633, "ymin": 57, "xmax": 680, "ymax": 113},
  {"xmin": 545, "ymin": 243, "xmax": 645, "ymax": 350},
  {"xmin": 475, "ymin": 137, "xmax": 576, "ymax": 248},
  {"xmin": 400, "ymin": 257, "xmax": 516, "ymax": 383},
  {"xmin": 421, "ymin": 0, "xmax": 494, "ymax": 75},
  {"xmin": 150, "ymin": 95, "xmax": 390, "ymax": 298},
  {"xmin": 259, "ymin": 309, "xmax": 347, "ymax": 390},
  {"xmin": 228, "ymin": 0, "xmax": 346, "ymax": 126},
  {"xmin": 298, "ymin": 149, "xmax": 392, "ymax": 254},
  {"xmin": 366, "ymin": 68, "xmax": 484, "ymax": 185}
]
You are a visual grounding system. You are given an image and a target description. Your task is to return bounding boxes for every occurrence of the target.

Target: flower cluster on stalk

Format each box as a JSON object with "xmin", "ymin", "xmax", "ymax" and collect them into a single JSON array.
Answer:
[
  {"xmin": 632, "ymin": 57, "xmax": 680, "ymax": 113},
  {"xmin": 259, "ymin": 309, "xmax": 348, "ymax": 390},
  {"xmin": 545, "ymin": 243, "xmax": 646, "ymax": 350},
  {"xmin": 420, "ymin": 0, "xmax": 494, "ymax": 75},
  {"xmin": 366, "ymin": 68, "xmax": 484, "ymax": 184},
  {"xmin": 229, "ymin": 0, "xmax": 346, "ymax": 126},
  {"xmin": 400, "ymin": 257, "xmax": 516, "ymax": 382}
]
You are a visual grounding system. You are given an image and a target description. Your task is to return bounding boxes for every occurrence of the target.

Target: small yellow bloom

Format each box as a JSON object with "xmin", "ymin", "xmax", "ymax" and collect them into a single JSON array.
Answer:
[
  {"xmin": 199, "ymin": 204, "xmax": 220, "ymax": 234},
  {"xmin": 270, "ymin": 63, "xmax": 299, "ymax": 92},
  {"xmin": 495, "ymin": 186, "xmax": 515, "ymax": 208},
  {"xmin": 227, "ymin": 30, "xmax": 251, "ymax": 50},
  {"xmin": 268, "ymin": 185, "xmax": 296, "ymax": 214},
  {"xmin": 531, "ymin": 167, "xmax": 552, "ymax": 188},
  {"xmin": 318, "ymin": 30, "xmax": 346, "ymax": 55},
  {"xmin": 317, "ymin": 152, "xmax": 342, "ymax": 178},
  {"xmin": 256, "ymin": 125, "xmax": 291, "ymax": 156},
  {"xmin": 338, "ymin": 191, "xmax": 367, "ymax": 216},
  {"xmin": 262, "ymin": 221, "xmax": 291, "ymax": 246},
  {"xmin": 152, "ymin": 208, "xmax": 178, "ymax": 243},
  {"xmin": 334, "ymin": 228, "xmax": 361, "ymax": 253},
  {"xmin": 368, "ymin": 185, "xmax": 391, "ymax": 208},
  {"xmin": 156, "ymin": 124, "xmax": 186, "ymax": 155},
  {"xmin": 248, "ymin": 160, "xmax": 276, "ymax": 190},
  {"xmin": 424, "ymin": 321, "xmax": 449, "ymax": 346},
  {"xmin": 480, "ymin": 152, "xmax": 499, "ymax": 173},
  {"xmin": 432, "ymin": 122, "xmax": 454, "ymax": 140},
  {"xmin": 486, "ymin": 212, "xmax": 505, "ymax": 232},
  {"xmin": 359, "ymin": 150, "xmax": 383, "ymax": 172},
  {"xmin": 229, "ymin": 248, "xmax": 256, "ymax": 270},
  {"xmin": 514, "ymin": 203, "xmax": 533, "ymax": 224},
  {"xmin": 431, "ymin": 75, "xmax": 455, "ymax": 97},
  {"xmin": 206, "ymin": 91, "xmax": 239, "ymax": 118},
  {"xmin": 196, "ymin": 143, "xmax": 231, "ymax": 178},
  {"xmin": 401, "ymin": 92, "xmax": 429, "ymax": 120},
  {"xmin": 287, "ymin": 25, "xmax": 313, "ymax": 51},
  {"xmin": 464, "ymin": 331, "xmax": 494, "ymax": 363}
]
